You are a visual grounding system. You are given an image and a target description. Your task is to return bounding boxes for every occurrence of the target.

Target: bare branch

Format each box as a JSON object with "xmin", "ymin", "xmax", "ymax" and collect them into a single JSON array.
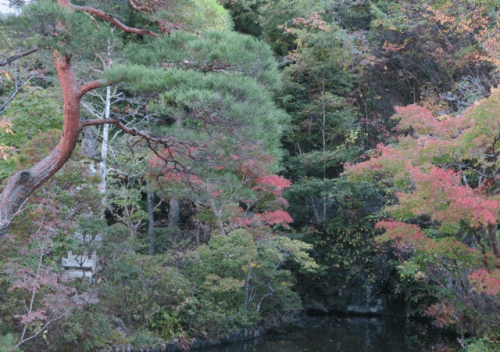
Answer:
[
  {"xmin": 15, "ymin": 317, "xmax": 60, "ymax": 349},
  {"xmin": 0, "ymin": 48, "xmax": 38, "ymax": 67},
  {"xmin": 0, "ymin": 74, "xmax": 33, "ymax": 114},
  {"xmin": 107, "ymin": 168, "xmax": 143, "ymax": 178},
  {"xmin": 256, "ymin": 283, "xmax": 274, "ymax": 313},
  {"xmin": 0, "ymin": 198, "xmax": 29, "ymax": 236},
  {"xmin": 79, "ymin": 118, "xmax": 203, "ymax": 148},
  {"xmin": 81, "ymin": 102, "xmax": 104, "ymax": 119}
]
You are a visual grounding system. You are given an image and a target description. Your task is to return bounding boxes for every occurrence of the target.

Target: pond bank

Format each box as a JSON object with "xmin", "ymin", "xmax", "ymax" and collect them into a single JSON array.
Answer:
[
  {"xmin": 100, "ymin": 315, "xmax": 461, "ymax": 352},
  {"xmin": 99, "ymin": 327, "xmax": 267, "ymax": 352},
  {"xmin": 195, "ymin": 316, "xmax": 461, "ymax": 352}
]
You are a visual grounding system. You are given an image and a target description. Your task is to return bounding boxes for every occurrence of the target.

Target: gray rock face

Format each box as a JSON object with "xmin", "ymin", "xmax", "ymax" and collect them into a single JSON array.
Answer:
[{"xmin": 344, "ymin": 285, "xmax": 394, "ymax": 315}]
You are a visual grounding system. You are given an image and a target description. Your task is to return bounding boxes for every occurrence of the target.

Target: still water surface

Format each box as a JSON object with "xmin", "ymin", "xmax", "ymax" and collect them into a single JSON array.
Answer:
[{"xmin": 199, "ymin": 316, "xmax": 460, "ymax": 352}]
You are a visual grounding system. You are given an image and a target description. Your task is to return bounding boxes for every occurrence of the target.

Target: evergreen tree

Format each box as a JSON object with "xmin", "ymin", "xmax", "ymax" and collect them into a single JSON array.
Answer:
[{"xmin": 0, "ymin": 0, "xmax": 287, "ymax": 237}]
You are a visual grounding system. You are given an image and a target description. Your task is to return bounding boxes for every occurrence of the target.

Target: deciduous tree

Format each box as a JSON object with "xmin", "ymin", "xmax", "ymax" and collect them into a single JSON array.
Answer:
[{"xmin": 345, "ymin": 89, "xmax": 500, "ymax": 333}]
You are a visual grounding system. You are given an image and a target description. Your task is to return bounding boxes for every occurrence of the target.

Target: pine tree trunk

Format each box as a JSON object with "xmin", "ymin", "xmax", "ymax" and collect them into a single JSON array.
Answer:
[
  {"xmin": 167, "ymin": 109, "xmax": 183, "ymax": 230},
  {"xmin": 0, "ymin": 52, "xmax": 83, "ymax": 236}
]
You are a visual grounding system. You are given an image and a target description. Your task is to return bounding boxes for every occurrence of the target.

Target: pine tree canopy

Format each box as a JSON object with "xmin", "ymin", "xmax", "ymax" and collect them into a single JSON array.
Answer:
[{"xmin": 0, "ymin": 0, "xmax": 288, "ymax": 236}]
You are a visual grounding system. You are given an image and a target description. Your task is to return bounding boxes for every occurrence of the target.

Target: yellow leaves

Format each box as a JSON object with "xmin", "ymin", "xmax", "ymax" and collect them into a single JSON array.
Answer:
[
  {"xmin": 476, "ymin": 20, "xmax": 500, "ymax": 66},
  {"xmin": 383, "ymin": 38, "xmax": 414, "ymax": 54},
  {"xmin": 0, "ymin": 121, "xmax": 13, "ymax": 135},
  {"xmin": 0, "ymin": 119, "xmax": 13, "ymax": 135},
  {"xmin": 424, "ymin": 5, "xmax": 455, "ymax": 26},
  {"xmin": 1, "ymin": 70, "xmax": 13, "ymax": 81},
  {"xmin": 291, "ymin": 12, "xmax": 329, "ymax": 32},
  {"xmin": 0, "ymin": 144, "xmax": 14, "ymax": 161},
  {"xmin": 241, "ymin": 261, "xmax": 262, "ymax": 272},
  {"xmin": 419, "ymin": 85, "xmax": 449, "ymax": 115},
  {"xmin": 0, "ymin": 119, "xmax": 14, "ymax": 161}
]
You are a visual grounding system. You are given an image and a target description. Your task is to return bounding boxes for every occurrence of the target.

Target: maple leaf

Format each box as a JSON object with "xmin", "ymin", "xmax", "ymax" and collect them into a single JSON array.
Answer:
[{"xmin": 469, "ymin": 269, "xmax": 500, "ymax": 296}]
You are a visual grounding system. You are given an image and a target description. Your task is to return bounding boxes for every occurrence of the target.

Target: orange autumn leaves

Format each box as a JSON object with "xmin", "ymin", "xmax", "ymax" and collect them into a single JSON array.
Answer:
[{"xmin": 345, "ymin": 89, "xmax": 500, "ymax": 296}]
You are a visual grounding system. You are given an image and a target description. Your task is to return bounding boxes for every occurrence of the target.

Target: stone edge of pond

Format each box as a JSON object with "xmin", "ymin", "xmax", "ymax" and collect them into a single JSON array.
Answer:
[{"xmin": 98, "ymin": 326, "xmax": 268, "ymax": 352}]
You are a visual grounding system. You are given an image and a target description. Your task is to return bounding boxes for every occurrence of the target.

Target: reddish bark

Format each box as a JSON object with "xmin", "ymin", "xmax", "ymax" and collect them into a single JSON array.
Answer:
[
  {"xmin": 79, "ymin": 79, "xmax": 108, "ymax": 98},
  {"xmin": 69, "ymin": 3, "xmax": 160, "ymax": 37},
  {"xmin": 129, "ymin": 0, "xmax": 156, "ymax": 14},
  {"xmin": 0, "ymin": 0, "xmax": 169, "ymax": 237},
  {"xmin": 0, "ymin": 51, "xmax": 103, "ymax": 235},
  {"xmin": 128, "ymin": 0, "xmax": 179, "ymax": 34},
  {"xmin": 55, "ymin": 0, "xmax": 159, "ymax": 37}
]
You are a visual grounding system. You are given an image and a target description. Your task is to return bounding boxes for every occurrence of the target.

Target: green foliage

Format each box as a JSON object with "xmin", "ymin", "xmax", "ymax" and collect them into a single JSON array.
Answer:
[
  {"xmin": 463, "ymin": 337, "xmax": 499, "ymax": 352},
  {"xmin": 151, "ymin": 0, "xmax": 233, "ymax": 34},
  {"xmin": 274, "ymin": 9, "xmax": 362, "ymax": 189},
  {"xmin": 100, "ymin": 253, "xmax": 192, "ymax": 340},
  {"xmin": 288, "ymin": 178, "xmax": 396, "ymax": 309},
  {"xmin": 104, "ymin": 63, "xmax": 288, "ymax": 164},
  {"xmin": 184, "ymin": 230, "xmax": 317, "ymax": 333},
  {"xmin": 46, "ymin": 308, "xmax": 115, "ymax": 352},
  {"xmin": 0, "ymin": 334, "xmax": 18, "ymax": 352},
  {"xmin": 9, "ymin": 100, "xmax": 62, "ymax": 146},
  {"xmin": 258, "ymin": 0, "xmax": 331, "ymax": 55},
  {"xmin": 219, "ymin": 0, "xmax": 266, "ymax": 37},
  {"xmin": 192, "ymin": 0, "xmax": 234, "ymax": 32},
  {"xmin": 0, "ymin": 87, "xmax": 62, "ymax": 181},
  {"xmin": 6, "ymin": 0, "xmax": 71, "ymax": 53},
  {"xmin": 126, "ymin": 30, "xmax": 280, "ymax": 89},
  {"xmin": 9, "ymin": 0, "xmax": 500, "ymax": 347},
  {"xmin": 0, "ymin": 0, "xmax": 294, "ymax": 349},
  {"xmin": 128, "ymin": 329, "xmax": 164, "ymax": 348},
  {"xmin": 0, "ymin": 160, "xmax": 16, "ymax": 185},
  {"xmin": 92, "ymin": 228, "xmax": 315, "ymax": 340}
]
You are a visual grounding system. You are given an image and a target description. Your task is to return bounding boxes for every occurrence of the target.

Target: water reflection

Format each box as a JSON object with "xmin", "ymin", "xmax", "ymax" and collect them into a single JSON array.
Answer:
[{"xmin": 199, "ymin": 316, "xmax": 460, "ymax": 352}]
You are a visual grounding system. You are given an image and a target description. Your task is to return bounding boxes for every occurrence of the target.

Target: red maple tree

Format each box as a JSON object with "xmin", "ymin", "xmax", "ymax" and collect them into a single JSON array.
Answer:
[{"xmin": 345, "ymin": 89, "xmax": 500, "ymax": 311}]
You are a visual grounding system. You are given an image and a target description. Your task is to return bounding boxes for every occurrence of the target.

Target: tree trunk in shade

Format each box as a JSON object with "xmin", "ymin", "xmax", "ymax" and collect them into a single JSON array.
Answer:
[
  {"xmin": 147, "ymin": 184, "xmax": 155, "ymax": 255},
  {"xmin": 168, "ymin": 198, "xmax": 180, "ymax": 228},
  {"xmin": 167, "ymin": 108, "xmax": 182, "ymax": 230}
]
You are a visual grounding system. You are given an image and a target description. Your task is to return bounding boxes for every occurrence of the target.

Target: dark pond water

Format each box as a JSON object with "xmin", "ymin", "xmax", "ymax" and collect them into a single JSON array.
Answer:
[{"xmin": 198, "ymin": 316, "xmax": 461, "ymax": 352}]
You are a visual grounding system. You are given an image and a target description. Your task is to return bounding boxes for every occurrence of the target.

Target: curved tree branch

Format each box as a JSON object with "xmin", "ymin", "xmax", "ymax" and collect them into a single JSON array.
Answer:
[
  {"xmin": 78, "ymin": 79, "xmax": 108, "ymax": 98},
  {"xmin": 0, "ymin": 51, "xmax": 83, "ymax": 236},
  {"xmin": 66, "ymin": 1, "xmax": 160, "ymax": 37},
  {"xmin": 128, "ymin": 0, "xmax": 155, "ymax": 14},
  {"xmin": 0, "ymin": 47, "xmax": 38, "ymax": 67},
  {"xmin": 0, "ymin": 0, "xmax": 163, "ymax": 237},
  {"xmin": 79, "ymin": 118, "xmax": 204, "ymax": 149}
]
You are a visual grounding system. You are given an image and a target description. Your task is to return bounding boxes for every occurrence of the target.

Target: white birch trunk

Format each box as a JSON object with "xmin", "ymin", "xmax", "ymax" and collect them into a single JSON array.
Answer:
[{"xmin": 98, "ymin": 86, "xmax": 111, "ymax": 206}]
